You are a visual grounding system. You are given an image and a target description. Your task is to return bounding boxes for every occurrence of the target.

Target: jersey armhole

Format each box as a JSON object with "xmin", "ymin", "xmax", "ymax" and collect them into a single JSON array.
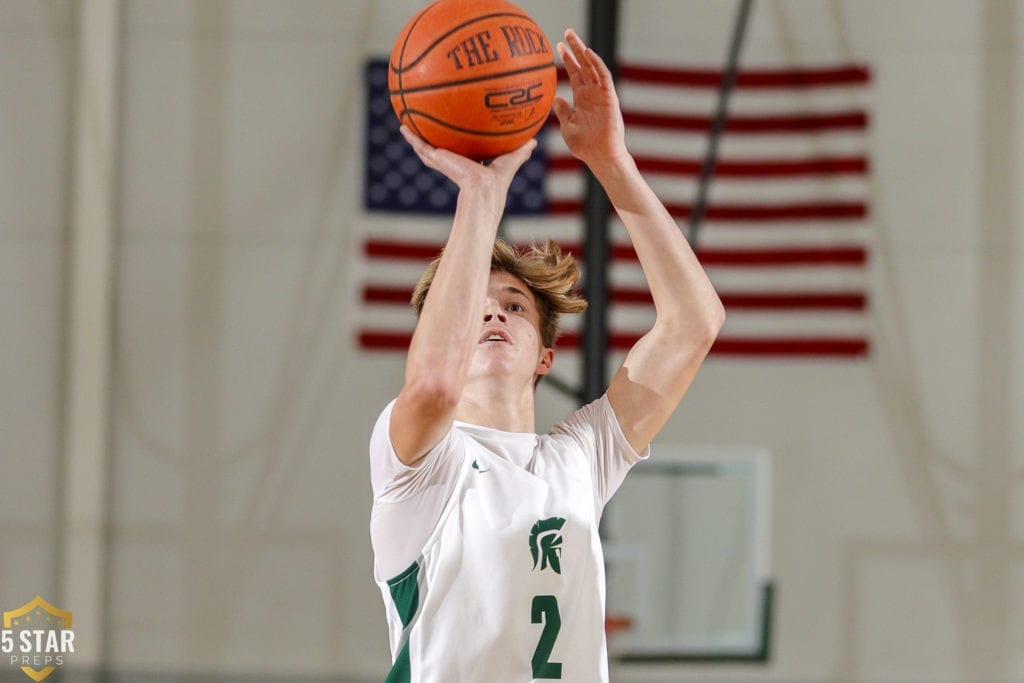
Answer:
[
  {"xmin": 372, "ymin": 446, "xmax": 474, "ymax": 583},
  {"xmin": 602, "ymin": 393, "xmax": 652, "ymax": 464}
]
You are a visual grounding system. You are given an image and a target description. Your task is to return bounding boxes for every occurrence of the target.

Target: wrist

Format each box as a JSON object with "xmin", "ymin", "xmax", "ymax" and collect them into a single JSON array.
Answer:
[
  {"xmin": 455, "ymin": 183, "xmax": 506, "ymax": 223},
  {"xmin": 587, "ymin": 151, "xmax": 638, "ymax": 190}
]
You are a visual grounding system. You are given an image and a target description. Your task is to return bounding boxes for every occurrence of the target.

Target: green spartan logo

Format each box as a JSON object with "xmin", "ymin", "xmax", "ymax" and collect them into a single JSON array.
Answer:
[{"xmin": 529, "ymin": 517, "xmax": 566, "ymax": 574}]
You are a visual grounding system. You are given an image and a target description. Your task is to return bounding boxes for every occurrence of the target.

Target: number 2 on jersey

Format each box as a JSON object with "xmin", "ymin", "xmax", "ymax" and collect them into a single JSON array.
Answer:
[{"xmin": 531, "ymin": 595, "xmax": 562, "ymax": 679}]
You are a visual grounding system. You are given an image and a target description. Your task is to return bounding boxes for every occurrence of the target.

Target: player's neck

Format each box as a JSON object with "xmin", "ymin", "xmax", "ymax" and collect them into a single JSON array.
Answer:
[{"xmin": 456, "ymin": 377, "xmax": 536, "ymax": 433}]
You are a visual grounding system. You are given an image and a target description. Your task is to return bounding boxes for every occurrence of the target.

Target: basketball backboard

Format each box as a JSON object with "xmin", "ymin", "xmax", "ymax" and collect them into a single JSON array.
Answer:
[{"xmin": 603, "ymin": 447, "xmax": 773, "ymax": 662}]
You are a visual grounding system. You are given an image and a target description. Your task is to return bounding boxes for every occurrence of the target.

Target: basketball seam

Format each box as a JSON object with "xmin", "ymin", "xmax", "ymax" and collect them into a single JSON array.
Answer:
[
  {"xmin": 394, "ymin": 4, "xmax": 434, "ymax": 141},
  {"xmin": 390, "ymin": 11, "xmax": 535, "ymax": 73},
  {"xmin": 389, "ymin": 61, "xmax": 555, "ymax": 97},
  {"xmin": 399, "ymin": 108, "xmax": 550, "ymax": 138}
]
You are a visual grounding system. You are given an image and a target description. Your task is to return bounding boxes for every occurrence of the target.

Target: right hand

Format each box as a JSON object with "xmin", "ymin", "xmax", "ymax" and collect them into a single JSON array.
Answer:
[
  {"xmin": 552, "ymin": 29, "xmax": 629, "ymax": 171},
  {"xmin": 399, "ymin": 126, "xmax": 537, "ymax": 197}
]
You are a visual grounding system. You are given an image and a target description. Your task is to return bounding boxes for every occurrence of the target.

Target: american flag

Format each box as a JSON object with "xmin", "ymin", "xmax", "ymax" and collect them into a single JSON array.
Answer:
[{"xmin": 357, "ymin": 57, "xmax": 871, "ymax": 358}]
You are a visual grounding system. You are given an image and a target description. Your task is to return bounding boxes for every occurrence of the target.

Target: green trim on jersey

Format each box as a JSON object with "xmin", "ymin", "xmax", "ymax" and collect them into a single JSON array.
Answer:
[
  {"xmin": 387, "ymin": 560, "xmax": 421, "ymax": 627},
  {"xmin": 385, "ymin": 641, "xmax": 411, "ymax": 683},
  {"xmin": 385, "ymin": 561, "xmax": 420, "ymax": 683}
]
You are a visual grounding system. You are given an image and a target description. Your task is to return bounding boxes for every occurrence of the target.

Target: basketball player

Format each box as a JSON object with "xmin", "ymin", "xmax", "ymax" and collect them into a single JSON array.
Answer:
[{"xmin": 369, "ymin": 29, "xmax": 725, "ymax": 681}]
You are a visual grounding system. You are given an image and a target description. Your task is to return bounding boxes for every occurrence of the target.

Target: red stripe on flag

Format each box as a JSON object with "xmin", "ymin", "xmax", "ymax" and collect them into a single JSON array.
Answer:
[
  {"xmin": 558, "ymin": 63, "xmax": 871, "ymax": 89},
  {"xmin": 689, "ymin": 201, "xmax": 866, "ymax": 221},
  {"xmin": 547, "ymin": 154, "xmax": 869, "ymax": 178},
  {"xmin": 620, "ymin": 109, "xmax": 868, "ymax": 134},
  {"xmin": 545, "ymin": 199, "xmax": 867, "ymax": 221},
  {"xmin": 695, "ymin": 247, "xmax": 866, "ymax": 266},
  {"xmin": 364, "ymin": 239, "xmax": 867, "ymax": 266},
  {"xmin": 612, "ymin": 289, "xmax": 867, "ymax": 310},
  {"xmin": 364, "ymin": 240, "xmax": 440, "ymax": 260},
  {"xmin": 363, "ymin": 285, "xmax": 414, "ymax": 304},
  {"xmin": 365, "ymin": 285, "xmax": 867, "ymax": 311},
  {"xmin": 358, "ymin": 330, "xmax": 869, "ymax": 357},
  {"xmin": 358, "ymin": 331, "xmax": 414, "ymax": 350},
  {"xmin": 711, "ymin": 337, "xmax": 869, "ymax": 357},
  {"xmin": 620, "ymin": 64, "xmax": 871, "ymax": 88}
]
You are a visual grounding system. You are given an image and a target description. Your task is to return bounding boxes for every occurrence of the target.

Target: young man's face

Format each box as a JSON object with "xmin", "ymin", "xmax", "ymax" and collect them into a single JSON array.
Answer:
[{"xmin": 468, "ymin": 270, "xmax": 553, "ymax": 386}]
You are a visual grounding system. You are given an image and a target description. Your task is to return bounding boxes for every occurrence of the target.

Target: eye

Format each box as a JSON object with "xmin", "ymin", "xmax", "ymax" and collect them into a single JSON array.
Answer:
[{"xmin": 507, "ymin": 302, "xmax": 525, "ymax": 312}]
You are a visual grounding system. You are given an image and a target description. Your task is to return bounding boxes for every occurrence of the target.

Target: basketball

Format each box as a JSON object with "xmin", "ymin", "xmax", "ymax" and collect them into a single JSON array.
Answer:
[{"xmin": 388, "ymin": 0, "xmax": 557, "ymax": 161}]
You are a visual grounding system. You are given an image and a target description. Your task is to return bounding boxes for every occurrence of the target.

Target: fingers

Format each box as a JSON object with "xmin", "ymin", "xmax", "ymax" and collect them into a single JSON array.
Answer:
[
  {"xmin": 401, "ymin": 123, "xmax": 537, "ymax": 188},
  {"xmin": 489, "ymin": 137, "xmax": 537, "ymax": 175},
  {"xmin": 559, "ymin": 28, "xmax": 612, "ymax": 88},
  {"xmin": 400, "ymin": 124, "xmax": 439, "ymax": 169},
  {"xmin": 557, "ymin": 38, "xmax": 582, "ymax": 85},
  {"xmin": 563, "ymin": 29, "xmax": 597, "ymax": 84},
  {"xmin": 400, "ymin": 124, "xmax": 469, "ymax": 179},
  {"xmin": 398, "ymin": 124, "xmax": 425, "ymax": 150},
  {"xmin": 551, "ymin": 96, "xmax": 571, "ymax": 127}
]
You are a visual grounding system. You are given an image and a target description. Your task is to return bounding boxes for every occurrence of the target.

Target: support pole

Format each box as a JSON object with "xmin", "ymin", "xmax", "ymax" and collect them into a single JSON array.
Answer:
[
  {"xmin": 687, "ymin": 0, "xmax": 753, "ymax": 244},
  {"xmin": 581, "ymin": 0, "xmax": 619, "ymax": 404},
  {"xmin": 60, "ymin": 0, "xmax": 120, "ymax": 668}
]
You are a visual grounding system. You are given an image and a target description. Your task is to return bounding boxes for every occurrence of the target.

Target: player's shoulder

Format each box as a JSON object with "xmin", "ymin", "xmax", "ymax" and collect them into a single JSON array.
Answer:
[
  {"xmin": 548, "ymin": 394, "xmax": 611, "ymax": 438},
  {"xmin": 540, "ymin": 416, "xmax": 594, "ymax": 466}
]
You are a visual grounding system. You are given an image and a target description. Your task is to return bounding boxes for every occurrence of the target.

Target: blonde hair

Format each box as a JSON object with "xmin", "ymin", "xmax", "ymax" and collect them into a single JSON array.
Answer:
[{"xmin": 411, "ymin": 238, "xmax": 587, "ymax": 349}]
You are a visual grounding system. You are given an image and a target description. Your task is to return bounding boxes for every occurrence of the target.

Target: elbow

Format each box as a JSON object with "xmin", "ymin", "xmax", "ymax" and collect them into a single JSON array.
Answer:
[
  {"xmin": 692, "ymin": 312, "xmax": 724, "ymax": 353},
  {"xmin": 708, "ymin": 299, "xmax": 727, "ymax": 338},
  {"xmin": 658, "ymin": 299, "xmax": 725, "ymax": 350},
  {"xmin": 698, "ymin": 300, "xmax": 726, "ymax": 349},
  {"xmin": 400, "ymin": 334, "xmax": 472, "ymax": 415},
  {"xmin": 697, "ymin": 288, "xmax": 727, "ymax": 338},
  {"xmin": 401, "ymin": 374, "xmax": 462, "ymax": 415}
]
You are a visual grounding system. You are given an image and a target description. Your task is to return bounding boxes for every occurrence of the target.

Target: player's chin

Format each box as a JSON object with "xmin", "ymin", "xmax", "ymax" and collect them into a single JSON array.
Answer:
[
  {"xmin": 469, "ymin": 352, "xmax": 514, "ymax": 374},
  {"xmin": 475, "ymin": 341, "xmax": 515, "ymax": 358}
]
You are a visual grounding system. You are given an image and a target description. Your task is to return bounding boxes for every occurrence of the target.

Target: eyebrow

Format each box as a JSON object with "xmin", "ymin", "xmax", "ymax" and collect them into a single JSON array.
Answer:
[{"xmin": 502, "ymin": 285, "xmax": 530, "ymax": 299}]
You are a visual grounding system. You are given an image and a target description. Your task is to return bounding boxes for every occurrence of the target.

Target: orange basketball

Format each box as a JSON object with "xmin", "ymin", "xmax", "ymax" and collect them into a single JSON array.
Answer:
[{"xmin": 389, "ymin": 0, "xmax": 557, "ymax": 161}]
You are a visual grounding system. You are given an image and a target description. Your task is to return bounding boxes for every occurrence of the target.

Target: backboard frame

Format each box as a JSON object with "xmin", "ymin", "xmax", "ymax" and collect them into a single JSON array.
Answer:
[{"xmin": 603, "ymin": 447, "xmax": 774, "ymax": 664}]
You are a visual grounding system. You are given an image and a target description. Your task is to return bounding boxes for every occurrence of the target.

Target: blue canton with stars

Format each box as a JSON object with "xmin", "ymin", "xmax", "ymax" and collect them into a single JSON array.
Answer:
[{"xmin": 363, "ymin": 60, "xmax": 550, "ymax": 215}]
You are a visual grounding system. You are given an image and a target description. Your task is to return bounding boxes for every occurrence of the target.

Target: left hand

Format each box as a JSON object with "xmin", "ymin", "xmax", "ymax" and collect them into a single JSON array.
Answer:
[
  {"xmin": 552, "ymin": 28, "xmax": 629, "ymax": 169},
  {"xmin": 399, "ymin": 125, "xmax": 536, "ymax": 196}
]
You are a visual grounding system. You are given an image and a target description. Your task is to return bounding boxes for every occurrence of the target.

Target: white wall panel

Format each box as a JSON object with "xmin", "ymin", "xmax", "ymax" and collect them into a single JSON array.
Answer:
[{"xmin": 0, "ymin": 0, "xmax": 73, "ymax": 615}]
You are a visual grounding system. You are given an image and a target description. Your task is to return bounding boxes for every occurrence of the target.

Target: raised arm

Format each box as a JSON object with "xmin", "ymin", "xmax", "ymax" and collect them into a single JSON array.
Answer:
[
  {"xmin": 553, "ymin": 29, "xmax": 725, "ymax": 454},
  {"xmin": 389, "ymin": 129, "xmax": 537, "ymax": 465}
]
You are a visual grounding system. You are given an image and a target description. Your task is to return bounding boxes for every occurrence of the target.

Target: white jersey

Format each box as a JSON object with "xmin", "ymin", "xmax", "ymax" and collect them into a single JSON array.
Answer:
[{"xmin": 369, "ymin": 394, "xmax": 648, "ymax": 682}]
